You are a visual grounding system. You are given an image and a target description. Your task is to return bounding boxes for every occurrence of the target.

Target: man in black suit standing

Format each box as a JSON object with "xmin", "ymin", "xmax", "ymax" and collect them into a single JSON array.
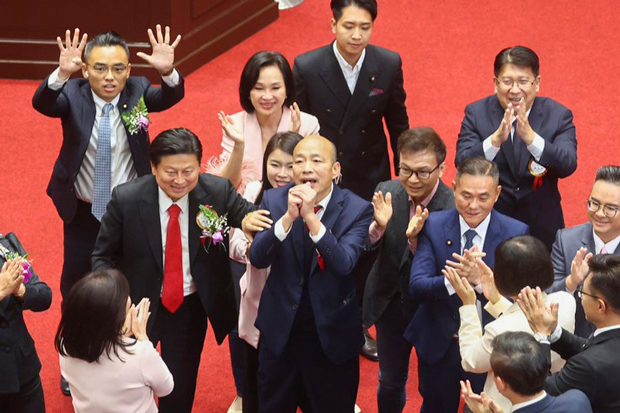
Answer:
[
  {"xmin": 92, "ymin": 128, "xmax": 265, "ymax": 413},
  {"xmin": 32, "ymin": 26, "xmax": 185, "ymax": 303},
  {"xmin": 293, "ymin": 0, "xmax": 409, "ymax": 359},
  {"xmin": 0, "ymin": 233, "xmax": 52, "ymax": 412},
  {"xmin": 456, "ymin": 46, "xmax": 577, "ymax": 250},
  {"xmin": 520, "ymin": 254, "xmax": 620, "ymax": 413},
  {"xmin": 363, "ymin": 127, "xmax": 454, "ymax": 412}
]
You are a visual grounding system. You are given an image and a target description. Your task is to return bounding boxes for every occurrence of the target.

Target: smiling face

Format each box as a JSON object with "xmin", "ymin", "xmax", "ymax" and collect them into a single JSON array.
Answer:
[
  {"xmin": 266, "ymin": 148, "xmax": 294, "ymax": 188},
  {"xmin": 453, "ymin": 174, "xmax": 501, "ymax": 228},
  {"xmin": 331, "ymin": 5, "xmax": 373, "ymax": 66},
  {"xmin": 250, "ymin": 65, "xmax": 286, "ymax": 120},
  {"xmin": 293, "ymin": 136, "xmax": 341, "ymax": 203},
  {"xmin": 399, "ymin": 149, "xmax": 445, "ymax": 203},
  {"xmin": 82, "ymin": 45, "xmax": 131, "ymax": 102},
  {"xmin": 494, "ymin": 63, "xmax": 540, "ymax": 112},
  {"xmin": 151, "ymin": 154, "xmax": 200, "ymax": 202},
  {"xmin": 588, "ymin": 180, "xmax": 620, "ymax": 243}
]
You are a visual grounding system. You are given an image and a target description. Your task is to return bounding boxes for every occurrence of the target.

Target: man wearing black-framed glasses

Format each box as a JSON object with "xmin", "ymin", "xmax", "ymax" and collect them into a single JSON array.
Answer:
[
  {"xmin": 519, "ymin": 253, "xmax": 620, "ymax": 413},
  {"xmin": 548, "ymin": 166, "xmax": 620, "ymax": 337},
  {"xmin": 456, "ymin": 45, "xmax": 577, "ymax": 251}
]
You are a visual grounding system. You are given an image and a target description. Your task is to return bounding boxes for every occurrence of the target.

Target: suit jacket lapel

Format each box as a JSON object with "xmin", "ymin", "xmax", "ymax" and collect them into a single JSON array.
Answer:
[
  {"xmin": 482, "ymin": 210, "xmax": 501, "ymax": 266},
  {"xmin": 392, "ymin": 187, "xmax": 412, "ymax": 271},
  {"xmin": 319, "ymin": 47, "xmax": 352, "ymax": 109},
  {"xmin": 444, "ymin": 210, "xmax": 462, "ymax": 258},
  {"xmin": 581, "ymin": 223, "xmax": 596, "ymax": 254},
  {"xmin": 78, "ymin": 84, "xmax": 97, "ymax": 162},
  {"xmin": 139, "ymin": 178, "xmax": 164, "ymax": 273},
  {"xmin": 188, "ymin": 184, "xmax": 207, "ymax": 267},
  {"xmin": 0, "ymin": 239, "xmax": 9, "ymax": 312},
  {"xmin": 341, "ymin": 48, "xmax": 379, "ymax": 130},
  {"xmin": 310, "ymin": 186, "xmax": 344, "ymax": 274},
  {"xmin": 491, "ymin": 96, "xmax": 519, "ymax": 178}
]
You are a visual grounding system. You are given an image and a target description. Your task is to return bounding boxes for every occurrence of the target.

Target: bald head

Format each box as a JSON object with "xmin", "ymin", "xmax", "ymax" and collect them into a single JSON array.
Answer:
[
  {"xmin": 295, "ymin": 135, "xmax": 338, "ymax": 164},
  {"xmin": 292, "ymin": 135, "xmax": 342, "ymax": 202}
]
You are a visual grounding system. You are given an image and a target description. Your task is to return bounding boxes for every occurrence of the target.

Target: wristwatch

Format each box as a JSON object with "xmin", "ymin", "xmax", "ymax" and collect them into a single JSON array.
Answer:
[{"xmin": 533, "ymin": 332, "xmax": 552, "ymax": 343}]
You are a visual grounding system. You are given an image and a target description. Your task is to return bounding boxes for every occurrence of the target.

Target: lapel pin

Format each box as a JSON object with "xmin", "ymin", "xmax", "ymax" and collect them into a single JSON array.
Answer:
[
  {"xmin": 371, "ymin": 76, "xmax": 375, "ymax": 82},
  {"xmin": 447, "ymin": 240, "xmax": 452, "ymax": 246},
  {"xmin": 123, "ymin": 104, "xmax": 128, "ymax": 109}
]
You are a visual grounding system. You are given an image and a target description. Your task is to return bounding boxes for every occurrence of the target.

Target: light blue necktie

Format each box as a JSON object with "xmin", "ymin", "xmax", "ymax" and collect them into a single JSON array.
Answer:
[
  {"xmin": 463, "ymin": 229, "xmax": 477, "ymax": 252},
  {"xmin": 92, "ymin": 103, "xmax": 114, "ymax": 221}
]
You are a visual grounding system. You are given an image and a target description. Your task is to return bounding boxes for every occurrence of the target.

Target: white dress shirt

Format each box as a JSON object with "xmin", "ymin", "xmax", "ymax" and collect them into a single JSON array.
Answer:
[
  {"xmin": 332, "ymin": 41, "xmax": 366, "ymax": 94},
  {"xmin": 593, "ymin": 230, "xmax": 620, "ymax": 255},
  {"xmin": 482, "ymin": 108, "xmax": 546, "ymax": 163},
  {"xmin": 47, "ymin": 68, "xmax": 180, "ymax": 203},
  {"xmin": 274, "ymin": 184, "xmax": 334, "ymax": 243},
  {"xmin": 511, "ymin": 392, "xmax": 547, "ymax": 412},
  {"xmin": 157, "ymin": 188, "xmax": 197, "ymax": 296}
]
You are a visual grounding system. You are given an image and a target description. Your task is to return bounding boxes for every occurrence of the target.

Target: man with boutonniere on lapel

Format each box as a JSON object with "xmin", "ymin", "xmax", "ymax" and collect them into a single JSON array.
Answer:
[
  {"xmin": 456, "ymin": 46, "xmax": 577, "ymax": 251},
  {"xmin": 32, "ymin": 25, "xmax": 184, "ymax": 395},
  {"xmin": 92, "ymin": 128, "xmax": 270, "ymax": 413},
  {"xmin": 404, "ymin": 157, "xmax": 528, "ymax": 413},
  {"xmin": 293, "ymin": 0, "xmax": 409, "ymax": 363}
]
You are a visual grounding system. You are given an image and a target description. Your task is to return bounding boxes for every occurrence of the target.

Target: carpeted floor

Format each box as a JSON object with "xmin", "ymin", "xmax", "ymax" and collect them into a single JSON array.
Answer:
[{"xmin": 2, "ymin": 0, "xmax": 620, "ymax": 411}]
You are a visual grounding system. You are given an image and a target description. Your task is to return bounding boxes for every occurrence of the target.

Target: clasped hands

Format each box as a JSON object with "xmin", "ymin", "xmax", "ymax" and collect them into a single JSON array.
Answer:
[
  {"xmin": 0, "ymin": 259, "xmax": 26, "ymax": 301},
  {"xmin": 57, "ymin": 25, "xmax": 181, "ymax": 80},
  {"xmin": 491, "ymin": 97, "xmax": 535, "ymax": 148},
  {"xmin": 371, "ymin": 191, "xmax": 429, "ymax": 244},
  {"xmin": 282, "ymin": 184, "xmax": 319, "ymax": 234}
]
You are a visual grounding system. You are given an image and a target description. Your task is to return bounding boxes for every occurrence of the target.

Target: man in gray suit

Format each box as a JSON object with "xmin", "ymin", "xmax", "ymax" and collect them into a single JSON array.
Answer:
[
  {"xmin": 549, "ymin": 165, "xmax": 620, "ymax": 337},
  {"xmin": 363, "ymin": 127, "xmax": 455, "ymax": 412}
]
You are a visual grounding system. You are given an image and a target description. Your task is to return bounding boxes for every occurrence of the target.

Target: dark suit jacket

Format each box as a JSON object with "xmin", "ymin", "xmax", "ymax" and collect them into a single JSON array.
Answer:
[
  {"xmin": 514, "ymin": 392, "xmax": 592, "ymax": 413},
  {"xmin": 293, "ymin": 44, "xmax": 409, "ymax": 200},
  {"xmin": 455, "ymin": 95, "xmax": 576, "ymax": 248},
  {"xmin": 546, "ymin": 328, "xmax": 620, "ymax": 413},
  {"xmin": 249, "ymin": 184, "xmax": 373, "ymax": 364},
  {"xmin": 0, "ymin": 233, "xmax": 52, "ymax": 394},
  {"xmin": 32, "ymin": 75, "xmax": 185, "ymax": 223},
  {"xmin": 91, "ymin": 174, "xmax": 255, "ymax": 344},
  {"xmin": 363, "ymin": 179, "xmax": 455, "ymax": 327},
  {"xmin": 404, "ymin": 209, "xmax": 529, "ymax": 364},
  {"xmin": 548, "ymin": 223, "xmax": 609, "ymax": 337}
]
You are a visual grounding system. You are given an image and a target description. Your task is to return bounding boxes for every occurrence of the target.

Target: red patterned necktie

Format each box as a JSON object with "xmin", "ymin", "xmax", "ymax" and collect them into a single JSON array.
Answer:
[
  {"xmin": 162, "ymin": 204, "xmax": 183, "ymax": 313},
  {"xmin": 312, "ymin": 205, "xmax": 324, "ymax": 270}
]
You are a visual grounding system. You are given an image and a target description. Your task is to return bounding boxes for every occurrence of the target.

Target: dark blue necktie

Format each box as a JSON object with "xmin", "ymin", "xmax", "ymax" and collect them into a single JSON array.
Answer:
[{"xmin": 463, "ymin": 229, "xmax": 477, "ymax": 252}]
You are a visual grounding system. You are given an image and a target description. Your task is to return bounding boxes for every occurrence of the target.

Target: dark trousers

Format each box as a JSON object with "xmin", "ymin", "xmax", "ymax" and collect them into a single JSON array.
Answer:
[
  {"xmin": 257, "ymin": 324, "xmax": 359, "ymax": 413},
  {"xmin": 418, "ymin": 340, "xmax": 486, "ymax": 413},
  {"xmin": 150, "ymin": 293, "xmax": 208, "ymax": 413},
  {"xmin": 242, "ymin": 341, "xmax": 260, "ymax": 413},
  {"xmin": 0, "ymin": 375, "xmax": 45, "ymax": 413},
  {"xmin": 351, "ymin": 250, "xmax": 379, "ymax": 309},
  {"xmin": 61, "ymin": 199, "xmax": 101, "ymax": 298},
  {"xmin": 375, "ymin": 297, "xmax": 413, "ymax": 413},
  {"xmin": 229, "ymin": 259, "xmax": 246, "ymax": 397}
]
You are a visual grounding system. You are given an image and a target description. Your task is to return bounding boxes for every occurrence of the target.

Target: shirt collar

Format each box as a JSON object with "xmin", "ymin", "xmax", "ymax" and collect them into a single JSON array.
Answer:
[
  {"xmin": 332, "ymin": 41, "xmax": 366, "ymax": 74},
  {"xmin": 91, "ymin": 91, "xmax": 120, "ymax": 115},
  {"xmin": 592, "ymin": 229, "xmax": 620, "ymax": 255},
  {"xmin": 158, "ymin": 187, "xmax": 189, "ymax": 215},
  {"xmin": 410, "ymin": 179, "xmax": 440, "ymax": 209},
  {"xmin": 511, "ymin": 392, "xmax": 547, "ymax": 412},
  {"xmin": 459, "ymin": 212, "xmax": 492, "ymax": 238},
  {"xmin": 316, "ymin": 184, "xmax": 334, "ymax": 211},
  {"xmin": 593, "ymin": 324, "xmax": 620, "ymax": 337}
]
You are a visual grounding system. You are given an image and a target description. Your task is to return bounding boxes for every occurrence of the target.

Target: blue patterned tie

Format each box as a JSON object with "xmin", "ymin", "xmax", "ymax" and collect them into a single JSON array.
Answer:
[
  {"xmin": 92, "ymin": 103, "xmax": 114, "ymax": 221},
  {"xmin": 463, "ymin": 229, "xmax": 477, "ymax": 252}
]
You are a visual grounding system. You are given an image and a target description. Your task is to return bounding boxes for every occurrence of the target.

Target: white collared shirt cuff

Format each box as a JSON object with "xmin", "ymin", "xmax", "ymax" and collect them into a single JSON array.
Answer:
[
  {"xmin": 549, "ymin": 324, "xmax": 563, "ymax": 343},
  {"xmin": 162, "ymin": 69, "xmax": 180, "ymax": 87},
  {"xmin": 482, "ymin": 136, "xmax": 501, "ymax": 161},
  {"xmin": 473, "ymin": 283, "xmax": 483, "ymax": 294},
  {"xmin": 48, "ymin": 67, "xmax": 68, "ymax": 91},
  {"xmin": 445, "ymin": 277, "xmax": 457, "ymax": 295},
  {"xmin": 274, "ymin": 217, "xmax": 291, "ymax": 241},
  {"xmin": 527, "ymin": 133, "xmax": 545, "ymax": 161},
  {"xmin": 309, "ymin": 223, "xmax": 326, "ymax": 243}
]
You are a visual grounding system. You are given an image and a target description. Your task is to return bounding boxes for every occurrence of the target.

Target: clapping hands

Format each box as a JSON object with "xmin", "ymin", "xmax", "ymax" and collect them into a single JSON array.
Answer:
[
  {"xmin": 0, "ymin": 259, "xmax": 25, "ymax": 300},
  {"xmin": 123, "ymin": 298, "xmax": 152, "ymax": 341}
]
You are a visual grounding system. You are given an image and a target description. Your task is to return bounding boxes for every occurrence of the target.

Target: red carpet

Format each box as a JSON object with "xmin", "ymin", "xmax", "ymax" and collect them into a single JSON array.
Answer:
[{"xmin": 2, "ymin": 0, "xmax": 620, "ymax": 411}]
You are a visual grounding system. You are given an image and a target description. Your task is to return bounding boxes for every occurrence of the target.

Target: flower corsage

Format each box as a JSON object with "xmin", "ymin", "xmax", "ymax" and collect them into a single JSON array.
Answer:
[
  {"xmin": 196, "ymin": 204, "xmax": 230, "ymax": 252},
  {"xmin": 4, "ymin": 252, "xmax": 33, "ymax": 284},
  {"xmin": 121, "ymin": 96, "xmax": 150, "ymax": 134}
]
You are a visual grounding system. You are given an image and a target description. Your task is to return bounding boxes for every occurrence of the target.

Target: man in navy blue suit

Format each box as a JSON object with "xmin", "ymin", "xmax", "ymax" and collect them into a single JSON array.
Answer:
[
  {"xmin": 32, "ymin": 26, "xmax": 184, "ymax": 395},
  {"xmin": 460, "ymin": 332, "xmax": 592, "ymax": 413},
  {"xmin": 404, "ymin": 157, "xmax": 529, "ymax": 412},
  {"xmin": 456, "ymin": 46, "xmax": 576, "ymax": 250},
  {"xmin": 249, "ymin": 135, "xmax": 373, "ymax": 412}
]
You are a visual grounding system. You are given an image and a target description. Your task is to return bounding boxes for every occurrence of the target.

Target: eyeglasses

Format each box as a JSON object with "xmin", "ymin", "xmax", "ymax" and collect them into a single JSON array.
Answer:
[
  {"xmin": 495, "ymin": 78, "xmax": 536, "ymax": 89},
  {"xmin": 87, "ymin": 63, "xmax": 128, "ymax": 75},
  {"xmin": 576, "ymin": 284, "xmax": 604, "ymax": 301},
  {"xmin": 399, "ymin": 164, "xmax": 440, "ymax": 180},
  {"xmin": 586, "ymin": 199, "xmax": 619, "ymax": 218}
]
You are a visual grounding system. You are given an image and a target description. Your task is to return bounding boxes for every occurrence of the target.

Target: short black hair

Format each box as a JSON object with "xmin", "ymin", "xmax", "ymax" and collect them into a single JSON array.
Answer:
[
  {"xmin": 588, "ymin": 254, "xmax": 620, "ymax": 312},
  {"xmin": 397, "ymin": 127, "xmax": 447, "ymax": 164},
  {"xmin": 494, "ymin": 46, "xmax": 540, "ymax": 77},
  {"xmin": 256, "ymin": 131, "xmax": 303, "ymax": 205},
  {"xmin": 456, "ymin": 157, "xmax": 499, "ymax": 186},
  {"xmin": 331, "ymin": 0, "xmax": 378, "ymax": 21},
  {"xmin": 239, "ymin": 51, "xmax": 295, "ymax": 113},
  {"xmin": 595, "ymin": 165, "xmax": 620, "ymax": 186},
  {"xmin": 84, "ymin": 31, "xmax": 130, "ymax": 62},
  {"xmin": 55, "ymin": 269, "xmax": 133, "ymax": 363},
  {"xmin": 490, "ymin": 332, "xmax": 550, "ymax": 396},
  {"xmin": 494, "ymin": 236, "xmax": 553, "ymax": 297},
  {"xmin": 149, "ymin": 128, "xmax": 203, "ymax": 167}
]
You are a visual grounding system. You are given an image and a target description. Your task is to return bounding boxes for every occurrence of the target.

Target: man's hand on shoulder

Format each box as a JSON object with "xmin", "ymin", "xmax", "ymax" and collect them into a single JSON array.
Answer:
[{"xmin": 136, "ymin": 24, "xmax": 181, "ymax": 76}]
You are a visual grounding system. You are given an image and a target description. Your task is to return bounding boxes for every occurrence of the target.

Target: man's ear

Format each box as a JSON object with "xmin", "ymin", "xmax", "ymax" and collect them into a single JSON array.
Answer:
[
  {"xmin": 151, "ymin": 162, "xmax": 157, "ymax": 175},
  {"xmin": 125, "ymin": 63, "xmax": 132, "ymax": 79},
  {"xmin": 331, "ymin": 18, "xmax": 337, "ymax": 34},
  {"xmin": 332, "ymin": 161, "xmax": 341, "ymax": 181},
  {"xmin": 82, "ymin": 65, "xmax": 89, "ymax": 79}
]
